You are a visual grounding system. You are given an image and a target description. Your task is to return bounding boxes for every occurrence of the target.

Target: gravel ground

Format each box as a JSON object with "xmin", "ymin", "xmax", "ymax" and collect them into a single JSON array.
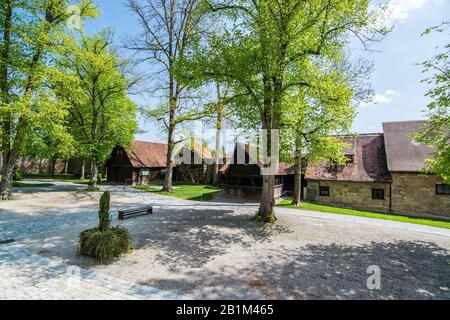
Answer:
[{"xmin": 3, "ymin": 185, "xmax": 448, "ymax": 300}]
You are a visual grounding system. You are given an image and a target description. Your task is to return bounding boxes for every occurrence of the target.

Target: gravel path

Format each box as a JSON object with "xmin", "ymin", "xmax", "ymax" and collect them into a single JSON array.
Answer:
[{"xmin": 1, "ymin": 183, "xmax": 449, "ymax": 300}]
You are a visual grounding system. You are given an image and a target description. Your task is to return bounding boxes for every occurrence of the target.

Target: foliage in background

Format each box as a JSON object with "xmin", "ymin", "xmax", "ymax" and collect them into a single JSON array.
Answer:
[
  {"xmin": 417, "ymin": 22, "xmax": 450, "ymax": 183},
  {"xmin": 0, "ymin": 0, "xmax": 98, "ymax": 199},
  {"xmin": 126, "ymin": 0, "xmax": 212, "ymax": 193},
  {"xmin": 12, "ymin": 169, "xmax": 22, "ymax": 181},
  {"xmin": 50, "ymin": 31, "xmax": 138, "ymax": 189},
  {"xmin": 180, "ymin": 0, "xmax": 382, "ymax": 221}
]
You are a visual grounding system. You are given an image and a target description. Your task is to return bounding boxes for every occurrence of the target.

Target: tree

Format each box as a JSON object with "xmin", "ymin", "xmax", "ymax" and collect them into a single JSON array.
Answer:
[
  {"xmin": 0, "ymin": 0, "xmax": 97, "ymax": 199},
  {"xmin": 282, "ymin": 56, "xmax": 374, "ymax": 206},
  {"xmin": 50, "ymin": 31, "xmax": 138, "ymax": 189},
  {"xmin": 126, "ymin": 0, "xmax": 211, "ymax": 192},
  {"xmin": 417, "ymin": 22, "xmax": 450, "ymax": 183},
  {"xmin": 189, "ymin": 0, "xmax": 379, "ymax": 221},
  {"xmin": 281, "ymin": 67, "xmax": 353, "ymax": 206}
]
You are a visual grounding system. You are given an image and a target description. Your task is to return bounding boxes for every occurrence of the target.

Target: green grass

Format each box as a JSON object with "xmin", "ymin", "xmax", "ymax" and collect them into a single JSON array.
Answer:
[
  {"xmin": 133, "ymin": 184, "xmax": 222, "ymax": 201},
  {"xmin": 13, "ymin": 182, "xmax": 55, "ymax": 188},
  {"xmin": 278, "ymin": 200, "xmax": 450, "ymax": 230},
  {"xmin": 23, "ymin": 173, "xmax": 107, "ymax": 185}
]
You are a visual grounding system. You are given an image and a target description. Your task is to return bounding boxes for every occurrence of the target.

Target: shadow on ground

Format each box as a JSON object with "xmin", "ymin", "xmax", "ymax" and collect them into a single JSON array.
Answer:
[
  {"xmin": 144, "ymin": 240, "xmax": 450, "ymax": 300},
  {"xmin": 24, "ymin": 203, "xmax": 450, "ymax": 300}
]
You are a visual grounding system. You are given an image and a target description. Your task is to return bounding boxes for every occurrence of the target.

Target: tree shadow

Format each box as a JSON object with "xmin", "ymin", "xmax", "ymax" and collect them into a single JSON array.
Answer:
[
  {"xmin": 141, "ymin": 240, "xmax": 450, "ymax": 300},
  {"xmin": 122, "ymin": 206, "xmax": 292, "ymax": 269}
]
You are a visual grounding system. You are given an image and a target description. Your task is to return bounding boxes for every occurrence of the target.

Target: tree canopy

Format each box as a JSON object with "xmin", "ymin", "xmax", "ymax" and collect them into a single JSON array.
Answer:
[{"xmin": 50, "ymin": 31, "xmax": 138, "ymax": 188}]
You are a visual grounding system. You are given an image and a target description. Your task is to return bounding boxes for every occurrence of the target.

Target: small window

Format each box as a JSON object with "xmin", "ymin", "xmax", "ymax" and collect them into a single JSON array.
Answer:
[
  {"xmin": 319, "ymin": 186, "xmax": 330, "ymax": 197},
  {"xmin": 372, "ymin": 188, "xmax": 385, "ymax": 200},
  {"xmin": 436, "ymin": 184, "xmax": 450, "ymax": 195},
  {"xmin": 140, "ymin": 169, "xmax": 150, "ymax": 176}
]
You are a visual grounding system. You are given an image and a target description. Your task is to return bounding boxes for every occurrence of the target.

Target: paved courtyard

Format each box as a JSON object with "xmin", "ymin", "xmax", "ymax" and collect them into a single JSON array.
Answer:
[{"xmin": 0, "ymin": 181, "xmax": 449, "ymax": 300}]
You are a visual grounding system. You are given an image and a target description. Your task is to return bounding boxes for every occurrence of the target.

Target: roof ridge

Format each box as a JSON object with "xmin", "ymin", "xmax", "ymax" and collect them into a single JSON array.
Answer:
[
  {"xmin": 133, "ymin": 139, "xmax": 167, "ymax": 145},
  {"xmin": 382, "ymin": 120, "xmax": 428, "ymax": 125}
]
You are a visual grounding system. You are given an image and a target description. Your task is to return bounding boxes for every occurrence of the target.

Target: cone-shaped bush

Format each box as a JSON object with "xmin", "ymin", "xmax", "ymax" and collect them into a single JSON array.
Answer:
[
  {"xmin": 99, "ymin": 191, "xmax": 111, "ymax": 232},
  {"xmin": 79, "ymin": 190, "xmax": 133, "ymax": 263}
]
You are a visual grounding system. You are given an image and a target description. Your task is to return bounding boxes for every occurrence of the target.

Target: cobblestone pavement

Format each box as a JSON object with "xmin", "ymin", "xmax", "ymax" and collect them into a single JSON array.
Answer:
[
  {"xmin": 0, "ymin": 243, "xmax": 185, "ymax": 300},
  {"xmin": 1, "ymin": 182, "xmax": 449, "ymax": 300}
]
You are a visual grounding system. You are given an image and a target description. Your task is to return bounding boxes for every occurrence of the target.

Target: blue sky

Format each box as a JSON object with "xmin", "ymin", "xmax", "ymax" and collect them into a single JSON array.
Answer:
[{"xmin": 85, "ymin": 0, "xmax": 450, "ymax": 142}]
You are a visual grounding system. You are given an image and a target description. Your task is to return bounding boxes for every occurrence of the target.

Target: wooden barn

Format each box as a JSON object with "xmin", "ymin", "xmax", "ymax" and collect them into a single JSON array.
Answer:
[
  {"xmin": 175, "ymin": 142, "xmax": 214, "ymax": 184},
  {"xmin": 219, "ymin": 143, "xmax": 302, "ymax": 200},
  {"xmin": 106, "ymin": 140, "xmax": 169, "ymax": 185}
]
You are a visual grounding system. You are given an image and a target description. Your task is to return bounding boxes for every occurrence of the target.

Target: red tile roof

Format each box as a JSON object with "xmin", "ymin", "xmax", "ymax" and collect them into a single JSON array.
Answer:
[
  {"xmin": 126, "ymin": 140, "xmax": 169, "ymax": 168},
  {"xmin": 305, "ymin": 134, "xmax": 391, "ymax": 182},
  {"xmin": 125, "ymin": 140, "xmax": 214, "ymax": 168},
  {"xmin": 220, "ymin": 142, "xmax": 296, "ymax": 176},
  {"xmin": 382, "ymin": 120, "xmax": 435, "ymax": 173}
]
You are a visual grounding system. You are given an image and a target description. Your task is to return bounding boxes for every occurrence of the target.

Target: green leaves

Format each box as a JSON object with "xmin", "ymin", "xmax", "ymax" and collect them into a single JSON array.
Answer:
[
  {"xmin": 50, "ymin": 31, "xmax": 138, "ymax": 164},
  {"xmin": 416, "ymin": 22, "xmax": 450, "ymax": 183}
]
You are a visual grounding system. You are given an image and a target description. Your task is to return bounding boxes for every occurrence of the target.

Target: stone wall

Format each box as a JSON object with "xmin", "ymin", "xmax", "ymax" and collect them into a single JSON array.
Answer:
[
  {"xmin": 16, "ymin": 157, "xmax": 66, "ymax": 175},
  {"xmin": 307, "ymin": 180, "xmax": 391, "ymax": 213},
  {"xmin": 391, "ymin": 173, "xmax": 450, "ymax": 217}
]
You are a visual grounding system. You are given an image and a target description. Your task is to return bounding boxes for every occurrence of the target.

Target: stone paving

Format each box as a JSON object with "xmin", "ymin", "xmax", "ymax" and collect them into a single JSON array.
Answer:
[
  {"xmin": 0, "ymin": 243, "xmax": 185, "ymax": 300},
  {"xmin": 1, "ymin": 182, "xmax": 449, "ymax": 300}
]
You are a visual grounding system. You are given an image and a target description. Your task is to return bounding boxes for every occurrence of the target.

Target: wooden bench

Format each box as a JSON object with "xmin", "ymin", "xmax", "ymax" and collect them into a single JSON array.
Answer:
[{"xmin": 118, "ymin": 207, "xmax": 153, "ymax": 220}]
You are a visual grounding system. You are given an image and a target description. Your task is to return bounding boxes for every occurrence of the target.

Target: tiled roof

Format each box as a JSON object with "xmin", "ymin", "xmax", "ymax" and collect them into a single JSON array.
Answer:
[
  {"xmin": 220, "ymin": 142, "xmax": 296, "ymax": 176},
  {"xmin": 126, "ymin": 140, "xmax": 169, "ymax": 168},
  {"xmin": 305, "ymin": 134, "xmax": 391, "ymax": 182},
  {"xmin": 126, "ymin": 140, "xmax": 214, "ymax": 168},
  {"xmin": 382, "ymin": 120, "xmax": 434, "ymax": 172}
]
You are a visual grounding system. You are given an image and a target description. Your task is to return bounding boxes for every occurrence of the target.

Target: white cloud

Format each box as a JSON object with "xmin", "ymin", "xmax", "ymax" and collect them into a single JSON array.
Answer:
[
  {"xmin": 360, "ymin": 90, "xmax": 401, "ymax": 108},
  {"xmin": 372, "ymin": 0, "xmax": 445, "ymax": 28}
]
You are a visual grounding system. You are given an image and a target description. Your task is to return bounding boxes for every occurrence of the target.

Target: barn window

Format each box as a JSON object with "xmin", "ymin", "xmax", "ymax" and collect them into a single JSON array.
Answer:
[
  {"xmin": 372, "ymin": 188, "xmax": 385, "ymax": 200},
  {"xmin": 346, "ymin": 155, "xmax": 354, "ymax": 164},
  {"xmin": 436, "ymin": 184, "xmax": 450, "ymax": 195},
  {"xmin": 140, "ymin": 169, "xmax": 150, "ymax": 176},
  {"xmin": 319, "ymin": 186, "xmax": 330, "ymax": 197}
]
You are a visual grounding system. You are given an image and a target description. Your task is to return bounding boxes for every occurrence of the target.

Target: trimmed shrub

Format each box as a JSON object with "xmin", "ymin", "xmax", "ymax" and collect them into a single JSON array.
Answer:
[
  {"xmin": 99, "ymin": 191, "xmax": 110, "ymax": 231},
  {"xmin": 86, "ymin": 179, "xmax": 100, "ymax": 191},
  {"xmin": 79, "ymin": 191, "xmax": 133, "ymax": 263},
  {"xmin": 13, "ymin": 170, "xmax": 23, "ymax": 181},
  {"xmin": 79, "ymin": 227, "xmax": 133, "ymax": 263}
]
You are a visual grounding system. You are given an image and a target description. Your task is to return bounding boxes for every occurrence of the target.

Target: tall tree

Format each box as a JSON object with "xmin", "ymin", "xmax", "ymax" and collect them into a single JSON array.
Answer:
[
  {"xmin": 417, "ymin": 22, "xmax": 450, "ymax": 183},
  {"xmin": 283, "ymin": 57, "xmax": 374, "ymax": 206},
  {"xmin": 50, "ymin": 31, "xmax": 138, "ymax": 189},
  {"xmin": 0, "ymin": 0, "xmax": 97, "ymax": 199},
  {"xmin": 211, "ymin": 82, "xmax": 231, "ymax": 185},
  {"xmin": 126, "ymin": 0, "xmax": 210, "ymax": 192},
  {"xmin": 190, "ymin": 0, "xmax": 378, "ymax": 221}
]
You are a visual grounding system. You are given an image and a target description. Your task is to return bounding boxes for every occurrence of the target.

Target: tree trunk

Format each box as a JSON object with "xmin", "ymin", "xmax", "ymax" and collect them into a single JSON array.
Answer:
[
  {"xmin": 51, "ymin": 157, "xmax": 56, "ymax": 177},
  {"xmin": 213, "ymin": 120, "xmax": 223, "ymax": 186},
  {"xmin": 292, "ymin": 156, "xmax": 302, "ymax": 206},
  {"xmin": 0, "ymin": 0, "xmax": 13, "ymax": 185},
  {"xmin": 0, "ymin": 150, "xmax": 15, "ymax": 200},
  {"xmin": 64, "ymin": 160, "xmax": 69, "ymax": 174},
  {"xmin": 90, "ymin": 161, "xmax": 98, "ymax": 189},
  {"xmin": 81, "ymin": 160, "xmax": 85, "ymax": 179},
  {"xmin": 292, "ymin": 139, "xmax": 302, "ymax": 206},
  {"xmin": 163, "ymin": 139, "xmax": 175, "ymax": 192},
  {"xmin": 259, "ymin": 174, "xmax": 276, "ymax": 221},
  {"xmin": 163, "ymin": 102, "xmax": 176, "ymax": 192},
  {"xmin": 258, "ymin": 118, "xmax": 277, "ymax": 222},
  {"xmin": 213, "ymin": 130, "xmax": 221, "ymax": 186}
]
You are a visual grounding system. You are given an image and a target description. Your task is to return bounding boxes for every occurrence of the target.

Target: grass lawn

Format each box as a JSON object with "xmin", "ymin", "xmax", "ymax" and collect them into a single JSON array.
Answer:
[
  {"xmin": 133, "ymin": 184, "xmax": 222, "ymax": 201},
  {"xmin": 278, "ymin": 200, "xmax": 450, "ymax": 230},
  {"xmin": 13, "ymin": 182, "xmax": 55, "ymax": 188},
  {"xmin": 23, "ymin": 173, "xmax": 107, "ymax": 185}
]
